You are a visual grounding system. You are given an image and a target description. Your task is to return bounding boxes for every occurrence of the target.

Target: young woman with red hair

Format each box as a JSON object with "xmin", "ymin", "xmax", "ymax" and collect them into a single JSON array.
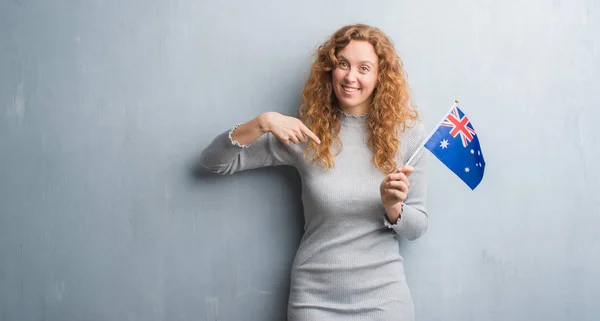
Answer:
[{"xmin": 200, "ymin": 23, "xmax": 428, "ymax": 321}]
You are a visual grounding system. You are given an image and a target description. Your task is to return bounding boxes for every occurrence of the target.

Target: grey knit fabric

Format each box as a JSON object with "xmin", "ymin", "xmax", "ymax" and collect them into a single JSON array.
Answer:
[{"xmin": 199, "ymin": 111, "xmax": 428, "ymax": 320}]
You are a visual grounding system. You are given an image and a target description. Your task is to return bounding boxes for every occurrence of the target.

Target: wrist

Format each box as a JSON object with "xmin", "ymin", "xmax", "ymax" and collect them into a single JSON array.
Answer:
[
  {"xmin": 257, "ymin": 112, "xmax": 274, "ymax": 134},
  {"xmin": 384, "ymin": 201, "xmax": 403, "ymax": 212},
  {"xmin": 385, "ymin": 202, "xmax": 404, "ymax": 223}
]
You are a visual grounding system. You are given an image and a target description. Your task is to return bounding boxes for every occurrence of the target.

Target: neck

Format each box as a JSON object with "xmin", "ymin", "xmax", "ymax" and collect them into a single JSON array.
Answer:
[
  {"xmin": 338, "ymin": 102, "xmax": 370, "ymax": 116},
  {"xmin": 339, "ymin": 108, "xmax": 369, "ymax": 116}
]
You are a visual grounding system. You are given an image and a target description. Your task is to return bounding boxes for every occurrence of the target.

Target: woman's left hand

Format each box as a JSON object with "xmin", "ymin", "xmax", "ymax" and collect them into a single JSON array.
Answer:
[{"xmin": 379, "ymin": 165, "xmax": 414, "ymax": 209}]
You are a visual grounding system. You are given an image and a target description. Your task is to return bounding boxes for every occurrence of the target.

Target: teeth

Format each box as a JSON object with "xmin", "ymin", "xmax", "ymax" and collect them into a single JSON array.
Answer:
[{"xmin": 343, "ymin": 86, "xmax": 359, "ymax": 92}]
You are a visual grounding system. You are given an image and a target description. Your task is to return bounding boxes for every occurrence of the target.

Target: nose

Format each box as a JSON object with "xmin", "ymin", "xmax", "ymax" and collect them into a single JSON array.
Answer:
[{"xmin": 343, "ymin": 68, "xmax": 358, "ymax": 83}]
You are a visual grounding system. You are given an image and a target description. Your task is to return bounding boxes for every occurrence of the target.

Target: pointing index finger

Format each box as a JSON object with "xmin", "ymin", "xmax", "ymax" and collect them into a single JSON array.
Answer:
[{"xmin": 301, "ymin": 125, "xmax": 321, "ymax": 144}]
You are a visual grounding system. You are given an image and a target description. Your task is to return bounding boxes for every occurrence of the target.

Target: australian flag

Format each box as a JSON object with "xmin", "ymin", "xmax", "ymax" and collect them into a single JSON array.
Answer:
[{"xmin": 424, "ymin": 103, "xmax": 486, "ymax": 189}]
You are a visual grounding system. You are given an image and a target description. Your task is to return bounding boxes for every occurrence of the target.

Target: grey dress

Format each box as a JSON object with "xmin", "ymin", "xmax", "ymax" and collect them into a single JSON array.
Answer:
[{"xmin": 199, "ymin": 111, "xmax": 428, "ymax": 321}]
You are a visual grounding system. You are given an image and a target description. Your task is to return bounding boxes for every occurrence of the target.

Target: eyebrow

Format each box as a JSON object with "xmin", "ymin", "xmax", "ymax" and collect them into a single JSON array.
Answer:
[{"xmin": 338, "ymin": 55, "xmax": 375, "ymax": 67}]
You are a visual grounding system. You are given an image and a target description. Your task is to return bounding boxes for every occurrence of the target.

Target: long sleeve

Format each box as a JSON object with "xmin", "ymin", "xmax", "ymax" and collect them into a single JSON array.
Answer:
[
  {"xmin": 199, "ymin": 126, "xmax": 301, "ymax": 175},
  {"xmin": 384, "ymin": 122, "xmax": 429, "ymax": 240}
]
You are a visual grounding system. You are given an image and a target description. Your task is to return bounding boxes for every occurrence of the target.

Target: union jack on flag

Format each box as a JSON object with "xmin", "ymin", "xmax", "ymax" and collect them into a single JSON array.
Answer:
[
  {"xmin": 424, "ymin": 101, "xmax": 486, "ymax": 190},
  {"xmin": 440, "ymin": 106, "xmax": 477, "ymax": 148}
]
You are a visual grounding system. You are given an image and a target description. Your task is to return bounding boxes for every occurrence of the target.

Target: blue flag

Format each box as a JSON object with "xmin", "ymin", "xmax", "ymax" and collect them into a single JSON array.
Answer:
[{"xmin": 424, "ymin": 103, "xmax": 486, "ymax": 189}]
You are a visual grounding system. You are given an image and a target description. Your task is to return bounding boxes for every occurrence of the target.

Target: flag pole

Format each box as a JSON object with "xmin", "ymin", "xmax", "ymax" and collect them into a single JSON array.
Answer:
[{"xmin": 404, "ymin": 100, "xmax": 459, "ymax": 167}]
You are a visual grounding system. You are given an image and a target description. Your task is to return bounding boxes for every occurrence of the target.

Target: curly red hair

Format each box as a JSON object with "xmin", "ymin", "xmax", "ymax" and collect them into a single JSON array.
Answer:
[{"xmin": 299, "ymin": 24, "xmax": 419, "ymax": 174}]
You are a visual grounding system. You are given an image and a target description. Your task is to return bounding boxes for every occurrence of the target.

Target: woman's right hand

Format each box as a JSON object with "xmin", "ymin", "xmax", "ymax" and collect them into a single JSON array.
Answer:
[{"xmin": 259, "ymin": 112, "xmax": 321, "ymax": 145}]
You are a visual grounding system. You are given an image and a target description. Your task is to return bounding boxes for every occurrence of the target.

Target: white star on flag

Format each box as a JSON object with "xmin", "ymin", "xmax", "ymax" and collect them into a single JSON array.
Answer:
[
  {"xmin": 465, "ymin": 167, "xmax": 470, "ymax": 173},
  {"xmin": 470, "ymin": 149, "xmax": 475, "ymax": 154},
  {"xmin": 440, "ymin": 139, "xmax": 449, "ymax": 149}
]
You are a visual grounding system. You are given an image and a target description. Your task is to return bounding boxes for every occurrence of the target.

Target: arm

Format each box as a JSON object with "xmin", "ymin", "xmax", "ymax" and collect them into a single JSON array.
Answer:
[
  {"xmin": 228, "ymin": 114, "xmax": 270, "ymax": 147},
  {"xmin": 199, "ymin": 112, "xmax": 319, "ymax": 175},
  {"xmin": 383, "ymin": 123, "xmax": 429, "ymax": 240}
]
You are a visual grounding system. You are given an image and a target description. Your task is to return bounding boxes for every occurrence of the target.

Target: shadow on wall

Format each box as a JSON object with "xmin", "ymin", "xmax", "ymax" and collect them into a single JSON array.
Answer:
[{"xmin": 185, "ymin": 147, "xmax": 305, "ymax": 320}]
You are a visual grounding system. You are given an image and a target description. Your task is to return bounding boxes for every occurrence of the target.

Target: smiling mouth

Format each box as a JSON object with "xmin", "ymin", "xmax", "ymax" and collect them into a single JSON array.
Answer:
[{"xmin": 342, "ymin": 85, "xmax": 360, "ymax": 93}]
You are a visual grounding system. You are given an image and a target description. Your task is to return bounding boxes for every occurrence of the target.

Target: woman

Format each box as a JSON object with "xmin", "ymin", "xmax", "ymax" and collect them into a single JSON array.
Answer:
[{"xmin": 200, "ymin": 23, "xmax": 428, "ymax": 321}]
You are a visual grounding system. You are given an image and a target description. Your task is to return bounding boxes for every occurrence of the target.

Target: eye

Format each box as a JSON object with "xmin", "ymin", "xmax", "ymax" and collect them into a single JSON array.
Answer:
[
  {"xmin": 338, "ymin": 61, "xmax": 349, "ymax": 68},
  {"xmin": 361, "ymin": 66, "xmax": 370, "ymax": 72}
]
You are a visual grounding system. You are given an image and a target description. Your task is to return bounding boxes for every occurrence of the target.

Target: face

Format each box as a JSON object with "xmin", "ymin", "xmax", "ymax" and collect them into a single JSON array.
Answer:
[{"xmin": 332, "ymin": 40, "xmax": 379, "ymax": 115}]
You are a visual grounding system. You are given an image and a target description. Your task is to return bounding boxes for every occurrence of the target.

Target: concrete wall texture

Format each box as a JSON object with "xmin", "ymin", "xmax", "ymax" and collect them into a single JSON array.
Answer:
[{"xmin": 1, "ymin": 0, "xmax": 599, "ymax": 320}]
